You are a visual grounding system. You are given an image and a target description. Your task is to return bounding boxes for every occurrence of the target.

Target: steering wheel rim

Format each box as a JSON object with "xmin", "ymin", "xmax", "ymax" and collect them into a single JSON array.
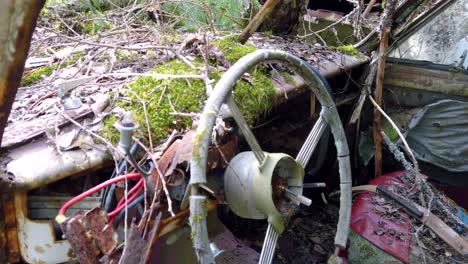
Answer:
[{"xmin": 190, "ymin": 49, "xmax": 352, "ymax": 263}]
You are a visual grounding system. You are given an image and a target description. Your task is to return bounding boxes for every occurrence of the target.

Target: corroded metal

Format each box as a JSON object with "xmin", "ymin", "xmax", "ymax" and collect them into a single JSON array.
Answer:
[
  {"xmin": 84, "ymin": 208, "xmax": 117, "ymax": 255},
  {"xmin": 119, "ymin": 213, "xmax": 162, "ymax": 264},
  {"xmin": 60, "ymin": 215, "xmax": 100, "ymax": 264}
]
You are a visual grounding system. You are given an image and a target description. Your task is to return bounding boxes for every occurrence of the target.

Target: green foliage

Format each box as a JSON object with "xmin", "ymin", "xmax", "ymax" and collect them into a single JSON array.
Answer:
[{"xmin": 162, "ymin": 0, "xmax": 260, "ymax": 32}]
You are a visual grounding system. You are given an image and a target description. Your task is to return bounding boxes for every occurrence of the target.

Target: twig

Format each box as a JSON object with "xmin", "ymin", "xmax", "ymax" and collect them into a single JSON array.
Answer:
[
  {"xmin": 54, "ymin": 10, "xmax": 80, "ymax": 37},
  {"xmin": 124, "ymin": 84, "xmax": 154, "ymax": 153},
  {"xmin": 368, "ymin": 95, "xmax": 418, "ymax": 169},
  {"xmin": 47, "ymin": 29, "xmax": 171, "ymax": 51},
  {"xmin": 353, "ymin": 28, "xmax": 377, "ymax": 48},
  {"xmin": 363, "ymin": 0, "xmax": 377, "ymax": 18},
  {"xmin": 353, "ymin": 0, "xmax": 364, "ymax": 39}
]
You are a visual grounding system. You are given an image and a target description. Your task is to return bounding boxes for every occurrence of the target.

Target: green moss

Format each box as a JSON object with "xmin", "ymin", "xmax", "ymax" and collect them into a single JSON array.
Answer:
[
  {"xmin": 231, "ymin": 68, "xmax": 276, "ymax": 125},
  {"xmin": 300, "ymin": 19, "xmax": 371, "ymax": 47},
  {"xmin": 212, "ymin": 36, "xmax": 257, "ymax": 64},
  {"xmin": 280, "ymin": 72, "xmax": 297, "ymax": 86},
  {"xmin": 193, "ymin": 214, "xmax": 203, "ymax": 223},
  {"xmin": 192, "ymin": 127, "xmax": 207, "ymax": 163},
  {"xmin": 116, "ymin": 50, "xmax": 140, "ymax": 62},
  {"xmin": 20, "ymin": 66, "xmax": 54, "ymax": 87},
  {"xmin": 64, "ymin": 51, "xmax": 86, "ymax": 66},
  {"xmin": 333, "ymin": 45, "xmax": 362, "ymax": 57},
  {"xmin": 211, "ymin": 36, "xmax": 276, "ymax": 124},
  {"xmin": 20, "ymin": 51, "xmax": 87, "ymax": 87},
  {"xmin": 101, "ymin": 114, "xmax": 120, "ymax": 145},
  {"xmin": 102, "ymin": 36, "xmax": 275, "ymax": 145},
  {"xmin": 146, "ymin": 50, "xmax": 157, "ymax": 59},
  {"xmin": 41, "ymin": 0, "xmax": 62, "ymax": 16},
  {"xmin": 103, "ymin": 60, "xmax": 207, "ymax": 145}
]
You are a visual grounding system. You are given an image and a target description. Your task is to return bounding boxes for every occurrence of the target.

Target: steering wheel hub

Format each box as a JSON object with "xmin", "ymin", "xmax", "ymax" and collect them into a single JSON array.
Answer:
[{"xmin": 224, "ymin": 152, "xmax": 305, "ymax": 234}]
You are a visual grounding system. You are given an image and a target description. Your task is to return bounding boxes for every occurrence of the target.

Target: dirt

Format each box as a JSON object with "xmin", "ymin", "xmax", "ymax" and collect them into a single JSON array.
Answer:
[{"xmin": 276, "ymin": 204, "xmax": 339, "ymax": 264}]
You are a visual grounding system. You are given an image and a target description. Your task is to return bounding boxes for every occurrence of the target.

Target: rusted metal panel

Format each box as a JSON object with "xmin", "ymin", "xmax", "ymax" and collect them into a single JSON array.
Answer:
[
  {"xmin": 61, "ymin": 214, "xmax": 100, "ymax": 264},
  {"xmin": 0, "ymin": 0, "xmax": 45, "ymax": 147},
  {"xmin": 0, "ymin": 139, "xmax": 111, "ymax": 191},
  {"xmin": 84, "ymin": 208, "xmax": 118, "ymax": 255},
  {"xmin": 13, "ymin": 192, "xmax": 75, "ymax": 263},
  {"xmin": 1, "ymin": 193, "xmax": 20, "ymax": 263}
]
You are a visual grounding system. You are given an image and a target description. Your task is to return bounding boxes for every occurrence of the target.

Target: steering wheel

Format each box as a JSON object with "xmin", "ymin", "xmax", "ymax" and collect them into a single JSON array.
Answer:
[{"xmin": 189, "ymin": 50, "xmax": 352, "ymax": 263}]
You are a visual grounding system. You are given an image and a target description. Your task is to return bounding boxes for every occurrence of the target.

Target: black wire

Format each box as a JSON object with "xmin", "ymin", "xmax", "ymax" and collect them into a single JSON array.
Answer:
[
  {"xmin": 101, "ymin": 143, "xmax": 140, "ymax": 210},
  {"xmin": 127, "ymin": 148, "xmax": 154, "ymax": 176},
  {"xmin": 126, "ymin": 148, "xmax": 156, "ymax": 194},
  {"xmin": 113, "ymin": 193, "xmax": 145, "ymax": 229}
]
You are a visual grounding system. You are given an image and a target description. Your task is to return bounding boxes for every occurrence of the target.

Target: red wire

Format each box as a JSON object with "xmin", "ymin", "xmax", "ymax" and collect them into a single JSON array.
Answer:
[
  {"xmin": 107, "ymin": 183, "xmax": 144, "ymax": 219},
  {"xmin": 58, "ymin": 173, "xmax": 141, "ymax": 217},
  {"xmin": 115, "ymin": 179, "xmax": 144, "ymax": 209}
]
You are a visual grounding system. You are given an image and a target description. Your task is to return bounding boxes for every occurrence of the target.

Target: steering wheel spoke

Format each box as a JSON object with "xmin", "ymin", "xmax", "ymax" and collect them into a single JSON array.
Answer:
[
  {"xmin": 226, "ymin": 94, "xmax": 265, "ymax": 164},
  {"xmin": 295, "ymin": 115, "xmax": 328, "ymax": 168},
  {"xmin": 259, "ymin": 224, "xmax": 279, "ymax": 264}
]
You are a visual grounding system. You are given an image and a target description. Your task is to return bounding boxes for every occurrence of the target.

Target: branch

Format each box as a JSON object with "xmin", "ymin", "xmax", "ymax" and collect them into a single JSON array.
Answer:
[
  {"xmin": 238, "ymin": 0, "xmax": 281, "ymax": 44},
  {"xmin": 373, "ymin": 0, "xmax": 397, "ymax": 177}
]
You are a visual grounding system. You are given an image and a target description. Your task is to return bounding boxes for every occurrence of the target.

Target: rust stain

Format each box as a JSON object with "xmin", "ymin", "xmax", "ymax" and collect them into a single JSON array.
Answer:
[
  {"xmin": 32, "ymin": 258, "xmax": 47, "ymax": 264},
  {"xmin": 2, "ymin": 193, "xmax": 20, "ymax": 263},
  {"xmin": 34, "ymin": 245, "xmax": 45, "ymax": 253},
  {"xmin": 67, "ymin": 248, "xmax": 75, "ymax": 258}
]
